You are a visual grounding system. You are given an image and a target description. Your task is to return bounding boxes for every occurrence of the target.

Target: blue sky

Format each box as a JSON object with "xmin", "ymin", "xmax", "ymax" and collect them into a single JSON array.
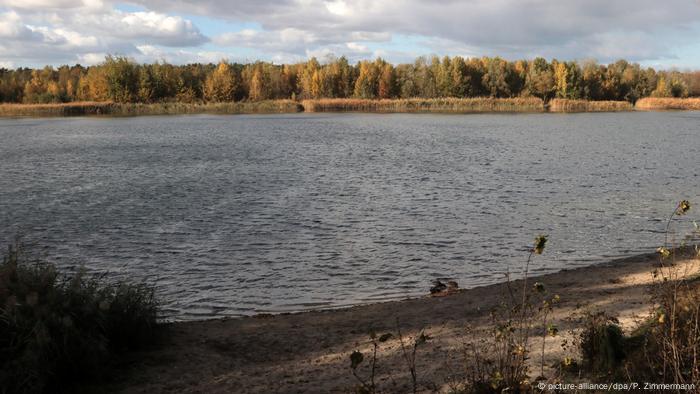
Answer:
[{"xmin": 1, "ymin": 0, "xmax": 700, "ymax": 69}]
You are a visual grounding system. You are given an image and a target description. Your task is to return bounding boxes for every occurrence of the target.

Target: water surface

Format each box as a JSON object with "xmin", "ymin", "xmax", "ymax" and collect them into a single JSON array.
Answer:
[{"xmin": 1, "ymin": 112, "xmax": 698, "ymax": 320}]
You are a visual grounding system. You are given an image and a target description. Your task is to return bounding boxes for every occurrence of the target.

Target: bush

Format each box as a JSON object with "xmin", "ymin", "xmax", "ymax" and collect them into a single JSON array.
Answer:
[
  {"xmin": 628, "ymin": 278, "xmax": 700, "ymax": 385},
  {"xmin": 0, "ymin": 244, "xmax": 159, "ymax": 393},
  {"xmin": 579, "ymin": 312, "xmax": 625, "ymax": 374}
]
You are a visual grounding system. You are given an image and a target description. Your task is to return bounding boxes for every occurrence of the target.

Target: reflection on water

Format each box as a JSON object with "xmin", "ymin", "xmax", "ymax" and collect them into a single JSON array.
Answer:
[{"xmin": 1, "ymin": 112, "xmax": 698, "ymax": 320}]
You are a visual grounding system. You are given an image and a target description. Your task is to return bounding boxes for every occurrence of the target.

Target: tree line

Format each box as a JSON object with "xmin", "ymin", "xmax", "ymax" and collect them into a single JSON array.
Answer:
[{"xmin": 1, "ymin": 55, "xmax": 698, "ymax": 104}]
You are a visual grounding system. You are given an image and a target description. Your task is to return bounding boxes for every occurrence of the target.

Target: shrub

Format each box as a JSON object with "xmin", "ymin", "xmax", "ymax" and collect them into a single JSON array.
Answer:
[
  {"xmin": 578, "ymin": 312, "xmax": 625, "ymax": 374},
  {"xmin": 0, "ymin": 244, "xmax": 160, "ymax": 393}
]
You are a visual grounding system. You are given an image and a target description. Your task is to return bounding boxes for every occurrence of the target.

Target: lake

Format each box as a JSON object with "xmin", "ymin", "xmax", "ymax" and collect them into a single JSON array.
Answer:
[{"xmin": 1, "ymin": 112, "xmax": 698, "ymax": 320}]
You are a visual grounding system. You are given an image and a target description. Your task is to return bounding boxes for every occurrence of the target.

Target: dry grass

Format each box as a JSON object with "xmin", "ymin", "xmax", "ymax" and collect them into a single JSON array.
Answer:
[
  {"xmin": 549, "ymin": 99, "xmax": 633, "ymax": 112},
  {"xmin": 301, "ymin": 97, "xmax": 545, "ymax": 113},
  {"xmin": 111, "ymin": 100, "xmax": 303, "ymax": 116},
  {"xmin": 9, "ymin": 97, "xmax": 700, "ymax": 117},
  {"xmin": 635, "ymin": 97, "xmax": 700, "ymax": 111},
  {"xmin": 0, "ymin": 100, "xmax": 303, "ymax": 117},
  {"xmin": 0, "ymin": 102, "xmax": 115, "ymax": 117}
]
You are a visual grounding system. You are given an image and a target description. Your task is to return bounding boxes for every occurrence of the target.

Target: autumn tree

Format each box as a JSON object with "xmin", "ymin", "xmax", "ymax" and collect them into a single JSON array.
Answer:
[
  {"xmin": 1, "ymin": 55, "xmax": 699, "ymax": 105},
  {"xmin": 203, "ymin": 61, "xmax": 238, "ymax": 102},
  {"xmin": 77, "ymin": 66, "xmax": 108, "ymax": 101},
  {"xmin": 553, "ymin": 61, "xmax": 582, "ymax": 99},
  {"xmin": 247, "ymin": 63, "xmax": 272, "ymax": 101},
  {"xmin": 378, "ymin": 62, "xmax": 395, "ymax": 99},
  {"xmin": 298, "ymin": 58, "xmax": 322, "ymax": 98},
  {"xmin": 354, "ymin": 60, "xmax": 379, "ymax": 99},
  {"xmin": 23, "ymin": 67, "xmax": 59, "ymax": 103}
]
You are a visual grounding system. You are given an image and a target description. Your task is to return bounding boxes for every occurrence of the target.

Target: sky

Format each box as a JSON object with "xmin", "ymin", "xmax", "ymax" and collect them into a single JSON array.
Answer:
[{"xmin": 1, "ymin": 0, "xmax": 700, "ymax": 69}]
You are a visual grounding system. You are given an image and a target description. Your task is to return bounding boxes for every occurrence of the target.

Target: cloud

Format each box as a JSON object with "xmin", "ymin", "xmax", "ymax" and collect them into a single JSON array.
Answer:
[
  {"xmin": 74, "ymin": 10, "xmax": 208, "ymax": 47},
  {"xmin": 0, "ymin": 3, "xmax": 209, "ymax": 66},
  {"xmin": 0, "ymin": 0, "xmax": 105, "ymax": 10},
  {"xmin": 134, "ymin": 44, "xmax": 233, "ymax": 64},
  {"xmin": 2, "ymin": 0, "xmax": 700, "ymax": 67},
  {"xmin": 134, "ymin": 0, "xmax": 700, "ymax": 63},
  {"xmin": 0, "ymin": 11, "xmax": 39, "ymax": 39}
]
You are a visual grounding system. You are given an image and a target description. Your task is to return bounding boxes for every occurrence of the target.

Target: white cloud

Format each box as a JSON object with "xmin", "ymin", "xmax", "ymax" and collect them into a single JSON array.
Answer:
[
  {"xmin": 325, "ymin": 0, "xmax": 351, "ymax": 16},
  {"xmin": 134, "ymin": 44, "xmax": 235, "ymax": 64},
  {"xmin": 2, "ymin": 0, "xmax": 700, "ymax": 66},
  {"xmin": 0, "ymin": 0, "xmax": 103, "ymax": 9},
  {"xmin": 0, "ymin": 4, "xmax": 209, "ymax": 66},
  {"xmin": 134, "ymin": 0, "xmax": 700, "ymax": 63},
  {"xmin": 74, "ymin": 10, "xmax": 207, "ymax": 46},
  {"xmin": 77, "ymin": 52, "xmax": 108, "ymax": 65},
  {"xmin": 0, "ymin": 11, "xmax": 38, "ymax": 39}
]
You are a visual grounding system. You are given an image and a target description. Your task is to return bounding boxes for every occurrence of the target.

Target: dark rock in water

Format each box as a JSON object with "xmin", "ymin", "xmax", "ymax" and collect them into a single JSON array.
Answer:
[
  {"xmin": 430, "ymin": 280, "xmax": 447, "ymax": 294},
  {"xmin": 447, "ymin": 280, "xmax": 459, "ymax": 289}
]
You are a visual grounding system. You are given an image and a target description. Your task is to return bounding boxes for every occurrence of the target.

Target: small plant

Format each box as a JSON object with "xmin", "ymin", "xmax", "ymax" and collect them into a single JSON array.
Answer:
[
  {"xmin": 461, "ymin": 234, "xmax": 555, "ymax": 393},
  {"xmin": 349, "ymin": 330, "xmax": 393, "ymax": 394},
  {"xmin": 397, "ymin": 326, "xmax": 430, "ymax": 394},
  {"xmin": 348, "ymin": 325, "xmax": 430, "ymax": 394}
]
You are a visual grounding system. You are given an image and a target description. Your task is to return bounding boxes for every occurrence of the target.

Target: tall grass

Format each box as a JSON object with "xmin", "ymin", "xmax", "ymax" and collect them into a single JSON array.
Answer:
[
  {"xmin": 9, "ymin": 97, "xmax": 700, "ymax": 117},
  {"xmin": 0, "ymin": 244, "xmax": 160, "ymax": 393},
  {"xmin": 0, "ymin": 102, "xmax": 115, "ymax": 117},
  {"xmin": 302, "ymin": 97, "xmax": 545, "ymax": 113},
  {"xmin": 110, "ymin": 100, "xmax": 303, "ymax": 116},
  {"xmin": 635, "ymin": 97, "xmax": 700, "ymax": 111},
  {"xmin": 548, "ymin": 99, "xmax": 633, "ymax": 112},
  {"xmin": 0, "ymin": 100, "xmax": 303, "ymax": 117}
]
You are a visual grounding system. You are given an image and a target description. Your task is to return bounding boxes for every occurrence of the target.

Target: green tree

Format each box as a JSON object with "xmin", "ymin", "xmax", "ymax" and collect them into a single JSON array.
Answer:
[
  {"xmin": 553, "ymin": 61, "xmax": 582, "ymax": 99},
  {"xmin": 102, "ymin": 56, "xmax": 139, "ymax": 103},
  {"xmin": 524, "ymin": 57, "xmax": 554, "ymax": 100},
  {"xmin": 482, "ymin": 57, "xmax": 511, "ymax": 97}
]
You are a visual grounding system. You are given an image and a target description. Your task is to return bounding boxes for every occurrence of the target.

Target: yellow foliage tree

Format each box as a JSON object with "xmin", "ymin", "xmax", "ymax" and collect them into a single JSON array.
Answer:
[{"xmin": 203, "ymin": 61, "xmax": 238, "ymax": 102}]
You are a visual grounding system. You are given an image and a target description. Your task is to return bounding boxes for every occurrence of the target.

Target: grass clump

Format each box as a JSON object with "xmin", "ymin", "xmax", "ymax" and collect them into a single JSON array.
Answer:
[{"xmin": 0, "ymin": 244, "xmax": 160, "ymax": 393}]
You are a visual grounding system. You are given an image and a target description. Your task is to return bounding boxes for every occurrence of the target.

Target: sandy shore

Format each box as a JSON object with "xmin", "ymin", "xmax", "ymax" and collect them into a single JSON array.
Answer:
[{"xmin": 107, "ymin": 251, "xmax": 699, "ymax": 393}]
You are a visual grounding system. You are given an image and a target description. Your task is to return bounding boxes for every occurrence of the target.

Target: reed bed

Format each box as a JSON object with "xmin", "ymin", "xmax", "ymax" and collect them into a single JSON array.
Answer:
[
  {"xmin": 0, "ymin": 102, "xmax": 115, "ymax": 117},
  {"xmin": 301, "ymin": 97, "xmax": 545, "ymax": 113},
  {"xmin": 548, "ymin": 99, "xmax": 633, "ymax": 112},
  {"xmin": 0, "ymin": 100, "xmax": 303, "ymax": 117},
  {"xmin": 635, "ymin": 97, "xmax": 700, "ymax": 111},
  {"xmin": 111, "ymin": 100, "xmax": 303, "ymax": 116},
  {"xmin": 10, "ymin": 97, "xmax": 700, "ymax": 117}
]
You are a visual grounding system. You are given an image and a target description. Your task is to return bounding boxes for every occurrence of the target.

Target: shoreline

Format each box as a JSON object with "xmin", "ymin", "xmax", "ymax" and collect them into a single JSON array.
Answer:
[
  {"xmin": 1, "ymin": 98, "xmax": 699, "ymax": 118},
  {"xmin": 106, "ymin": 249, "xmax": 700, "ymax": 393}
]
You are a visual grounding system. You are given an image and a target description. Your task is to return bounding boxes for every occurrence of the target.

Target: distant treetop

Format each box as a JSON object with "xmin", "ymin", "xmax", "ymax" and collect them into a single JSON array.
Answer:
[{"xmin": 0, "ymin": 56, "xmax": 697, "ymax": 104}]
